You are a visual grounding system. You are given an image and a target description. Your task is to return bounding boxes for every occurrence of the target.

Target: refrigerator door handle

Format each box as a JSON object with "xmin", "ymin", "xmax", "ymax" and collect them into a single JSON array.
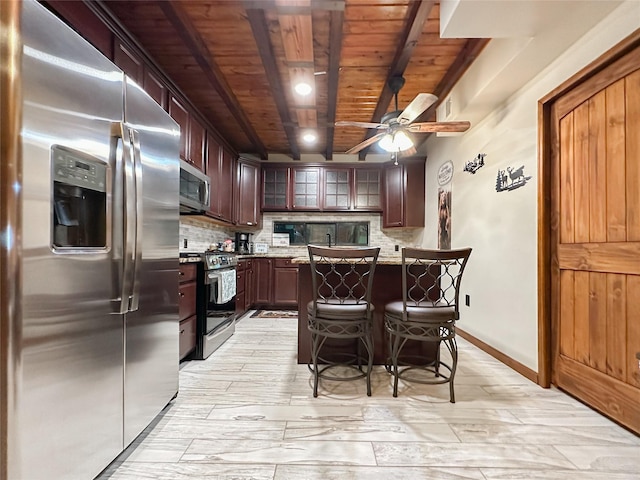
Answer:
[
  {"xmin": 128, "ymin": 128, "xmax": 143, "ymax": 312},
  {"xmin": 111, "ymin": 122, "xmax": 136, "ymax": 314}
]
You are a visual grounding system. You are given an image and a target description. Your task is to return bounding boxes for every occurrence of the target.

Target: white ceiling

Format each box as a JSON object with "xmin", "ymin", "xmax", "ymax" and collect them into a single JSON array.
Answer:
[{"xmin": 436, "ymin": 0, "xmax": 624, "ymax": 132}]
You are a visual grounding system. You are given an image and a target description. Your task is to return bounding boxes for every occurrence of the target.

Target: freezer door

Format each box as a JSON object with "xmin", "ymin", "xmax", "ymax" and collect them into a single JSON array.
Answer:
[
  {"xmin": 15, "ymin": 2, "xmax": 124, "ymax": 479},
  {"xmin": 123, "ymin": 77, "xmax": 180, "ymax": 445}
]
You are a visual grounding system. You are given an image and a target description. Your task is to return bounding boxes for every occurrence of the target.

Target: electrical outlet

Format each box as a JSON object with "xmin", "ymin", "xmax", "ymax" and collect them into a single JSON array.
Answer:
[
  {"xmin": 465, "ymin": 294, "xmax": 470, "ymax": 307},
  {"xmin": 395, "ymin": 245, "xmax": 399, "ymax": 252}
]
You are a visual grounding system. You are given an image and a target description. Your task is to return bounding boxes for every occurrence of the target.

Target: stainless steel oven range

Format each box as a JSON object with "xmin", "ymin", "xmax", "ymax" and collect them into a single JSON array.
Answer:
[{"xmin": 194, "ymin": 251, "xmax": 238, "ymax": 359}]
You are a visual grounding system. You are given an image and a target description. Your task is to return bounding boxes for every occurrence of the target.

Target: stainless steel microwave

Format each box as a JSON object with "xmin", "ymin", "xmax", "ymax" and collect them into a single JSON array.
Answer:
[{"xmin": 179, "ymin": 160, "xmax": 210, "ymax": 213}]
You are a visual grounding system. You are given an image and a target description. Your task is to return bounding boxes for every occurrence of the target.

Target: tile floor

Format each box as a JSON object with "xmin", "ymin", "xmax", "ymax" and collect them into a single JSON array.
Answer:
[{"xmin": 97, "ymin": 312, "xmax": 640, "ymax": 480}]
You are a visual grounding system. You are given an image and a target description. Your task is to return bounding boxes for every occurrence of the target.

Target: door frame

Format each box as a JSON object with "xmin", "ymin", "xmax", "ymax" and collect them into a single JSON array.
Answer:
[{"xmin": 537, "ymin": 28, "xmax": 640, "ymax": 387}]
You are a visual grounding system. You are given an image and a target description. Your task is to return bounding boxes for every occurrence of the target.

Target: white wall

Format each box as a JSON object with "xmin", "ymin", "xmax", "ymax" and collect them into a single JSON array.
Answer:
[{"xmin": 424, "ymin": 1, "xmax": 640, "ymax": 372}]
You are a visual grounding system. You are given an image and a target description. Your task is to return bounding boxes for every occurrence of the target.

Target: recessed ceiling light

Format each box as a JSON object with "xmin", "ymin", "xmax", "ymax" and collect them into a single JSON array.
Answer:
[
  {"xmin": 302, "ymin": 132, "xmax": 317, "ymax": 144},
  {"xmin": 294, "ymin": 82, "xmax": 312, "ymax": 96}
]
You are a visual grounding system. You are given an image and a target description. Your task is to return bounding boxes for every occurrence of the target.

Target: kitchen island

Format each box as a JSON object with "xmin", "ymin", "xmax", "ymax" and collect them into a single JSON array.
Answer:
[{"xmin": 294, "ymin": 256, "xmax": 437, "ymax": 365}]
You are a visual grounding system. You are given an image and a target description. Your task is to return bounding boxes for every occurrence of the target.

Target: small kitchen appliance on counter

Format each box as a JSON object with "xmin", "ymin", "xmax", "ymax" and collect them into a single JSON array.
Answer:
[{"xmin": 235, "ymin": 232, "xmax": 253, "ymax": 254}]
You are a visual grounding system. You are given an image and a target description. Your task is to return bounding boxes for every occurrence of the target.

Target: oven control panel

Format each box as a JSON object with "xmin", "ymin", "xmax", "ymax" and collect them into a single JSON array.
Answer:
[{"xmin": 204, "ymin": 253, "xmax": 238, "ymax": 271}]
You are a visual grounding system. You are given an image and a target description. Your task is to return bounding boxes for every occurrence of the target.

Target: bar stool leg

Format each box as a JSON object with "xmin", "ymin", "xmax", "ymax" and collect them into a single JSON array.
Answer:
[
  {"xmin": 310, "ymin": 329, "xmax": 320, "ymax": 398},
  {"xmin": 362, "ymin": 331, "xmax": 374, "ymax": 396},
  {"xmin": 447, "ymin": 336, "xmax": 458, "ymax": 403}
]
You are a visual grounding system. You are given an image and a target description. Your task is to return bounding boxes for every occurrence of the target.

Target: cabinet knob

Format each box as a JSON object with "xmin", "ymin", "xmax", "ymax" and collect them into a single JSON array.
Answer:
[
  {"xmin": 179, "ymin": 271, "xmax": 185, "ymax": 276},
  {"xmin": 179, "ymin": 292, "xmax": 185, "ymax": 298},
  {"xmin": 180, "ymin": 329, "xmax": 185, "ymax": 334}
]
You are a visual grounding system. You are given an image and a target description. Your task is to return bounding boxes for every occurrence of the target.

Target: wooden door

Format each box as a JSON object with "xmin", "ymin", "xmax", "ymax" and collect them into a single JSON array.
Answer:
[{"xmin": 550, "ymin": 45, "xmax": 640, "ymax": 433}]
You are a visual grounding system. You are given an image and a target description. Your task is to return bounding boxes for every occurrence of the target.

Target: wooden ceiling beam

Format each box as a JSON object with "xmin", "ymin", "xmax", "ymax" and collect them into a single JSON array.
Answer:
[
  {"xmin": 358, "ymin": 0, "xmax": 436, "ymax": 160},
  {"xmin": 158, "ymin": 0, "xmax": 268, "ymax": 160},
  {"xmin": 246, "ymin": 7, "xmax": 302, "ymax": 160},
  {"xmin": 325, "ymin": 7, "xmax": 344, "ymax": 161}
]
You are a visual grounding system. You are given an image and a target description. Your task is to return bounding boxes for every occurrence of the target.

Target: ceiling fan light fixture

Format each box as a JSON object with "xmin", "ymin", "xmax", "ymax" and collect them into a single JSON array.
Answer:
[
  {"xmin": 294, "ymin": 82, "xmax": 313, "ymax": 96},
  {"xmin": 378, "ymin": 130, "xmax": 413, "ymax": 152}
]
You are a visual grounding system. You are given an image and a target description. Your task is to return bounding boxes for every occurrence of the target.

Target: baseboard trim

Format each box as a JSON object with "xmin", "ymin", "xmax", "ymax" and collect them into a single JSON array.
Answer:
[{"xmin": 456, "ymin": 327, "xmax": 540, "ymax": 385}]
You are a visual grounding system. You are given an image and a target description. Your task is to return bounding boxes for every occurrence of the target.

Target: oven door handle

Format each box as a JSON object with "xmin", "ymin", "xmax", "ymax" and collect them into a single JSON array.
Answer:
[{"xmin": 207, "ymin": 316, "xmax": 235, "ymax": 336}]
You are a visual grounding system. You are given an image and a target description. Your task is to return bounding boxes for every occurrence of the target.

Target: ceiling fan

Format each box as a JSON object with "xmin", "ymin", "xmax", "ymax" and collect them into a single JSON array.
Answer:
[{"xmin": 335, "ymin": 76, "xmax": 471, "ymax": 155}]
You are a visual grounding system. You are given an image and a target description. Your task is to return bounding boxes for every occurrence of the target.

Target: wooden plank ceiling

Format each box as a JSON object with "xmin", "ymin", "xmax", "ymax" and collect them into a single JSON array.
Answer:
[{"xmin": 102, "ymin": 0, "xmax": 487, "ymax": 160}]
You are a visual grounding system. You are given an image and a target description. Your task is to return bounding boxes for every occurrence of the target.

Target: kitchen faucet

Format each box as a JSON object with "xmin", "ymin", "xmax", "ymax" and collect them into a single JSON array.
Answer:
[{"xmin": 326, "ymin": 232, "xmax": 332, "ymax": 247}]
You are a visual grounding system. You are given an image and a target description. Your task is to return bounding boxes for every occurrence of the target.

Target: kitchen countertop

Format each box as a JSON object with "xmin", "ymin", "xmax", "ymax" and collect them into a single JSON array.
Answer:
[
  {"xmin": 179, "ymin": 256, "xmax": 203, "ymax": 264},
  {"xmin": 236, "ymin": 253, "xmax": 303, "ymax": 259},
  {"xmin": 291, "ymin": 255, "xmax": 403, "ymax": 265},
  {"xmin": 178, "ymin": 251, "xmax": 404, "ymax": 263}
]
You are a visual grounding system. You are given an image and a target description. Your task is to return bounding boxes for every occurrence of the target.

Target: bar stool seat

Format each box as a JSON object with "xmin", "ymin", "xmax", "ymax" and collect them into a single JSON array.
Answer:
[
  {"xmin": 307, "ymin": 300, "xmax": 371, "ymax": 320},
  {"xmin": 385, "ymin": 301, "xmax": 456, "ymax": 322}
]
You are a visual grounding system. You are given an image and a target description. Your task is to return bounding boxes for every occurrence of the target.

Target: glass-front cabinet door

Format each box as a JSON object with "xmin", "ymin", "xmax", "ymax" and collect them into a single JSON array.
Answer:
[
  {"xmin": 323, "ymin": 168, "xmax": 351, "ymax": 210},
  {"xmin": 292, "ymin": 167, "xmax": 320, "ymax": 210},
  {"xmin": 262, "ymin": 167, "xmax": 289, "ymax": 210},
  {"xmin": 354, "ymin": 169, "xmax": 381, "ymax": 211}
]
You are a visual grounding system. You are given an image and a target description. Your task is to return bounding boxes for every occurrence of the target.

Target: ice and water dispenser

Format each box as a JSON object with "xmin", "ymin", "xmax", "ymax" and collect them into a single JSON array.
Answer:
[{"xmin": 52, "ymin": 145, "xmax": 107, "ymax": 248}]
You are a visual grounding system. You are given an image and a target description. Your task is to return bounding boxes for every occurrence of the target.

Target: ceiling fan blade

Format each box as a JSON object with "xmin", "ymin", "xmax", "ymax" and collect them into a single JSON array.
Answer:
[
  {"xmin": 397, "ymin": 93, "xmax": 438, "ymax": 125},
  {"xmin": 335, "ymin": 121, "xmax": 388, "ymax": 130},
  {"xmin": 345, "ymin": 132, "xmax": 387, "ymax": 154},
  {"xmin": 408, "ymin": 121, "xmax": 471, "ymax": 133}
]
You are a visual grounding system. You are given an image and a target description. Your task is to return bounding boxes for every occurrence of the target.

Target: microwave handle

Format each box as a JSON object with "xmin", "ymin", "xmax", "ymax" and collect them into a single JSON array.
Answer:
[{"xmin": 202, "ymin": 179, "xmax": 211, "ymax": 210}]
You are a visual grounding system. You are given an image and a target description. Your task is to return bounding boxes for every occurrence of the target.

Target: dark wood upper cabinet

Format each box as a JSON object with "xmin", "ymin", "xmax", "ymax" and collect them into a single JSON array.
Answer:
[
  {"xmin": 292, "ymin": 167, "xmax": 321, "ymax": 210},
  {"xmin": 205, "ymin": 134, "xmax": 222, "ymax": 217},
  {"xmin": 262, "ymin": 165, "xmax": 383, "ymax": 213},
  {"xmin": 236, "ymin": 160, "xmax": 260, "ymax": 227},
  {"xmin": 46, "ymin": 1, "xmax": 113, "ymax": 58},
  {"xmin": 323, "ymin": 168, "xmax": 351, "ymax": 210},
  {"xmin": 354, "ymin": 169, "xmax": 382, "ymax": 211},
  {"xmin": 262, "ymin": 167, "xmax": 290, "ymax": 210},
  {"xmin": 218, "ymin": 149, "xmax": 235, "ymax": 223},
  {"xmin": 206, "ymin": 139, "xmax": 235, "ymax": 224},
  {"xmin": 114, "ymin": 40, "xmax": 167, "ymax": 109},
  {"xmin": 383, "ymin": 160, "xmax": 425, "ymax": 228},
  {"xmin": 169, "ymin": 95, "xmax": 189, "ymax": 162},
  {"xmin": 143, "ymin": 69, "xmax": 167, "ymax": 109},
  {"xmin": 189, "ymin": 118, "xmax": 205, "ymax": 172},
  {"xmin": 113, "ymin": 41, "xmax": 144, "ymax": 85},
  {"xmin": 169, "ymin": 97, "xmax": 205, "ymax": 172}
]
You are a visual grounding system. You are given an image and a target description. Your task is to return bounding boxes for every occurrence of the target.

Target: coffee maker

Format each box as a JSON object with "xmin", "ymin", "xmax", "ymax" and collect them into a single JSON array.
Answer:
[{"xmin": 235, "ymin": 232, "xmax": 253, "ymax": 254}]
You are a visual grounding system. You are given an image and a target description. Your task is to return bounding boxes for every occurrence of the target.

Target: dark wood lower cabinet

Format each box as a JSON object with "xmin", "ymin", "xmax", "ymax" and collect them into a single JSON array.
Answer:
[
  {"xmin": 254, "ymin": 258, "xmax": 273, "ymax": 306},
  {"xmin": 235, "ymin": 257, "xmax": 298, "ymax": 314},
  {"xmin": 273, "ymin": 258, "xmax": 298, "ymax": 307},
  {"xmin": 178, "ymin": 264, "xmax": 197, "ymax": 360}
]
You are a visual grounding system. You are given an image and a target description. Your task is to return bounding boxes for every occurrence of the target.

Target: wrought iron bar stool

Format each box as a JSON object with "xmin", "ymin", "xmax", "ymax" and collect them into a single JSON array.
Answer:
[
  {"xmin": 384, "ymin": 247, "xmax": 471, "ymax": 401},
  {"xmin": 306, "ymin": 245, "xmax": 380, "ymax": 397}
]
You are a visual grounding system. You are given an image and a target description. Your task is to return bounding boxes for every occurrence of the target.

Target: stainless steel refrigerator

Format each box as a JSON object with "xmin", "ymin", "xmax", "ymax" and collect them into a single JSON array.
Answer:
[{"xmin": 1, "ymin": 1, "xmax": 180, "ymax": 478}]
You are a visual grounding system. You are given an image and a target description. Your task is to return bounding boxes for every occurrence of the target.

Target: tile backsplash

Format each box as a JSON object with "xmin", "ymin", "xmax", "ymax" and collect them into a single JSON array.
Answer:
[
  {"xmin": 179, "ymin": 216, "xmax": 234, "ymax": 252},
  {"xmin": 180, "ymin": 212, "xmax": 423, "ymax": 256}
]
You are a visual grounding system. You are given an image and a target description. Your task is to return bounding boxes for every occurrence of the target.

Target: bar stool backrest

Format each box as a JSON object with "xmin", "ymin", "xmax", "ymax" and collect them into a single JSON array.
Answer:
[
  {"xmin": 401, "ymin": 248, "xmax": 472, "ymax": 319},
  {"xmin": 307, "ymin": 246, "xmax": 380, "ymax": 309}
]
